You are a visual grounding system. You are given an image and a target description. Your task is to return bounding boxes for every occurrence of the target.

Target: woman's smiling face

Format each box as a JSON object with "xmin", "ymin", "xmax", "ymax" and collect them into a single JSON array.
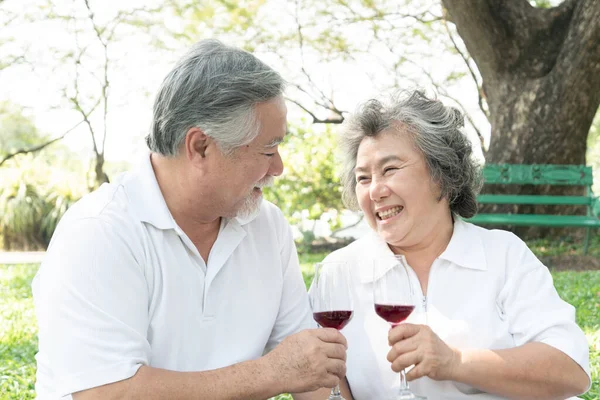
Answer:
[{"xmin": 354, "ymin": 127, "xmax": 449, "ymax": 248}]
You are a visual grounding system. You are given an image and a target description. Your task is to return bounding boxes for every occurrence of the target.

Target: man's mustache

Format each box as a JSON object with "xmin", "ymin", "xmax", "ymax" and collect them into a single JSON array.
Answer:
[{"xmin": 255, "ymin": 176, "xmax": 275, "ymax": 188}]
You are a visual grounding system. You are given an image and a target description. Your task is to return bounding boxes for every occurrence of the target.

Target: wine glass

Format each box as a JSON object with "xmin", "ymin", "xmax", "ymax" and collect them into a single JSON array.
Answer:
[
  {"xmin": 373, "ymin": 254, "xmax": 426, "ymax": 400},
  {"xmin": 310, "ymin": 261, "xmax": 354, "ymax": 400}
]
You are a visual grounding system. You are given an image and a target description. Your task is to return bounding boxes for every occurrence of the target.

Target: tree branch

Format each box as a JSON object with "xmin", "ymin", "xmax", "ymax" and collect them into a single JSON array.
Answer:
[
  {"xmin": 404, "ymin": 59, "xmax": 485, "ymax": 149},
  {"xmin": 0, "ymin": 120, "xmax": 84, "ymax": 167},
  {"xmin": 554, "ymin": 0, "xmax": 600, "ymax": 92},
  {"xmin": 69, "ymin": 94, "xmax": 101, "ymax": 155},
  {"xmin": 441, "ymin": 0, "xmax": 531, "ymax": 81},
  {"xmin": 83, "ymin": 0, "xmax": 109, "ymax": 156},
  {"xmin": 443, "ymin": 18, "xmax": 489, "ymax": 119},
  {"xmin": 290, "ymin": 1, "xmax": 345, "ymax": 123},
  {"xmin": 331, "ymin": 215, "xmax": 364, "ymax": 237},
  {"xmin": 285, "ymin": 97, "xmax": 344, "ymax": 124}
]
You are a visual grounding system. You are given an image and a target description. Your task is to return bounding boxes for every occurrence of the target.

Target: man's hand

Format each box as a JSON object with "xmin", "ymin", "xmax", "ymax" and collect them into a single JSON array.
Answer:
[
  {"xmin": 387, "ymin": 323, "xmax": 461, "ymax": 381},
  {"xmin": 263, "ymin": 328, "xmax": 348, "ymax": 394}
]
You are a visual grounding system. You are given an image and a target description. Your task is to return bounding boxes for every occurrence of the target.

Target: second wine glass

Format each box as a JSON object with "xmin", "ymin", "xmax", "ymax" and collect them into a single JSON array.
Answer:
[
  {"xmin": 310, "ymin": 261, "xmax": 354, "ymax": 400},
  {"xmin": 373, "ymin": 254, "xmax": 426, "ymax": 400}
]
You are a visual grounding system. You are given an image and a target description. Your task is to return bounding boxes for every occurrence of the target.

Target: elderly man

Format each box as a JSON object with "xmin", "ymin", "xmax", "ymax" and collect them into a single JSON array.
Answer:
[{"xmin": 33, "ymin": 39, "xmax": 351, "ymax": 400}]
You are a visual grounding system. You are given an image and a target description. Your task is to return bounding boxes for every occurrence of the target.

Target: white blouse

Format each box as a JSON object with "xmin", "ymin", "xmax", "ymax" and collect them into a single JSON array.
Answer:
[{"xmin": 324, "ymin": 218, "xmax": 591, "ymax": 400}]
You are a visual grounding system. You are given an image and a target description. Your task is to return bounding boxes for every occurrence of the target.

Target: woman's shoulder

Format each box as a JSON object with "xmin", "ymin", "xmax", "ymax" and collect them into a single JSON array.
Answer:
[
  {"xmin": 460, "ymin": 220, "xmax": 528, "ymax": 250},
  {"xmin": 459, "ymin": 220, "xmax": 542, "ymax": 271},
  {"xmin": 323, "ymin": 233, "xmax": 376, "ymax": 263}
]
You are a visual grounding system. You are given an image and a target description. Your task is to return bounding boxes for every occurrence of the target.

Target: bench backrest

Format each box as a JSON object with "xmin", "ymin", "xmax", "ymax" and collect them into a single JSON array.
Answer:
[
  {"xmin": 482, "ymin": 164, "xmax": 593, "ymax": 186},
  {"xmin": 478, "ymin": 164, "xmax": 596, "ymax": 207}
]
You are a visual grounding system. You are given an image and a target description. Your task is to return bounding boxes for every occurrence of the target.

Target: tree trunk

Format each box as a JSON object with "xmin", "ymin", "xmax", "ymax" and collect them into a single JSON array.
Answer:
[
  {"xmin": 442, "ymin": 0, "xmax": 600, "ymax": 237},
  {"xmin": 90, "ymin": 153, "xmax": 109, "ymax": 190}
]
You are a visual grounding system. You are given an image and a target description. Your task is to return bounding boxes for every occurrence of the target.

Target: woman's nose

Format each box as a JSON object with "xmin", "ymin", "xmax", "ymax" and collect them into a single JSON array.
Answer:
[{"xmin": 369, "ymin": 178, "xmax": 390, "ymax": 201}]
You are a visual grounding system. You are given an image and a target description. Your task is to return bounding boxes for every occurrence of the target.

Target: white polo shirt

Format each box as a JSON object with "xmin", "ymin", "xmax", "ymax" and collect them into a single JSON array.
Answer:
[
  {"xmin": 324, "ymin": 218, "xmax": 591, "ymax": 400},
  {"xmin": 32, "ymin": 154, "xmax": 314, "ymax": 399}
]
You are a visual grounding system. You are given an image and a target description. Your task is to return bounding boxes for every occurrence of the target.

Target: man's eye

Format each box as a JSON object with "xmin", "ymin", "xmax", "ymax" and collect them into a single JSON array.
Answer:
[
  {"xmin": 263, "ymin": 153, "xmax": 275, "ymax": 157},
  {"xmin": 383, "ymin": 167, "xmax": 398, "ymax": 174}
]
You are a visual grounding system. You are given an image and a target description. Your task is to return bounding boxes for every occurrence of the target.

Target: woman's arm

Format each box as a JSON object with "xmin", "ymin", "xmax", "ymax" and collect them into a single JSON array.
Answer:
[
  {"xmin": 388, "ymin": 324, "xmax": 590, "ymax": 400},
  {"xmin": 451, "ymin": 342, "xmax": 589, "ymax": 400}
]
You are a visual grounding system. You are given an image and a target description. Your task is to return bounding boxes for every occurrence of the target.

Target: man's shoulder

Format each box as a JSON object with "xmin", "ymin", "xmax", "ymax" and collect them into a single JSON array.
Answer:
[
  {"xmin": 55, "ymin": 180, "xmax": 137, "ymax": 234},
  {"xmin": 44, "ymin": 179, "xmax": 149, "ymax": 266}
]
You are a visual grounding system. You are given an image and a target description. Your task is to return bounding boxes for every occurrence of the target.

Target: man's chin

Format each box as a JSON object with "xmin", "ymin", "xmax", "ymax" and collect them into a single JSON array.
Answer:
[{"xmin": 234, "ymin": 195, "xmax": 263, "ymax": 219}]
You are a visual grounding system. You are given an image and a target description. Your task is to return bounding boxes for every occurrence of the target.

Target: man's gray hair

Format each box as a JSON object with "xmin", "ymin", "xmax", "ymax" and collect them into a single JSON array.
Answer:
[
  {"xmin": 146, "ymin": 39, "xmax": 285, "ymax": 156},
  {"xmin": 339, "ymin": 89, "xmax": 483, "ymax": 219}
]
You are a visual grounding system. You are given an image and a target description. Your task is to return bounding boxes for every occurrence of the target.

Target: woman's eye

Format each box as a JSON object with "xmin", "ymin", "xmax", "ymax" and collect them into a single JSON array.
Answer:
[
  {"xmin": 383, "ymin": 167, "xmax": 398, "ymax": 174},
  {"xmin": 356, "ymin": 176, "xmax": 369, "ymax": 183},
  {"xmin": 263, "ymin": 153, "xmax": 275, "ymax": 157}
]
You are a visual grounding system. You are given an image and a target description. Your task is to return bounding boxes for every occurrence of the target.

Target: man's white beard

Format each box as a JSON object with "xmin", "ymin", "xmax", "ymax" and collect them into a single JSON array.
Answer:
[{"xmin": 235, "ymin": 176, "xmax": 275, "ymax": 219}]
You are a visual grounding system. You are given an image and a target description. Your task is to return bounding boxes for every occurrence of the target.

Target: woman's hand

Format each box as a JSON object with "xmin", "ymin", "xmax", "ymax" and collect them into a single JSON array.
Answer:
[{"xmin": 387, "ymin": 323, "xmax": 461, "ymax": 381}]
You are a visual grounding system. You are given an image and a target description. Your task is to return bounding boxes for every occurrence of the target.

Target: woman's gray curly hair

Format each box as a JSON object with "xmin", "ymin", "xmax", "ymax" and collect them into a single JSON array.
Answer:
[{"xmin": 338, "ymin": 89, "xmax": 483, "ymax": 219}]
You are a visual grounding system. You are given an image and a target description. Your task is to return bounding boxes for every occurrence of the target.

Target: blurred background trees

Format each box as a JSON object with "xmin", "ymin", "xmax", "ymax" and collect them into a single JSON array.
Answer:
[{"xmin": 1, "ymin": 0, "xmax": 599, "ymax": 250}]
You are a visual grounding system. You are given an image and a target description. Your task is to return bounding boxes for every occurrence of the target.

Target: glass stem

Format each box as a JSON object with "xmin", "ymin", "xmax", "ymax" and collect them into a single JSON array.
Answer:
[
  {"xmin": 331, "ymin": 384, "xmax": 341, "ymax": 396},
  {"xmin": 400, "ymin": 369, "xmax": 410, "ymax": 390}
]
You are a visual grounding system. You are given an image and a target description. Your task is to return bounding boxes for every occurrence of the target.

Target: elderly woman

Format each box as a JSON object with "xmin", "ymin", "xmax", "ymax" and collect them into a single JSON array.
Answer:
[{"xmin": 324, "ymin": 90, "xmax": 591, "ymax": 399}]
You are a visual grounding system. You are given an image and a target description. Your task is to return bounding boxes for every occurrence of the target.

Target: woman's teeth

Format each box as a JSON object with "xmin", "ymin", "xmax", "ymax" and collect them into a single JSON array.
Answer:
[{"xmin": 377, "ymin": 206, "xmax": 403, "ymax": 220}]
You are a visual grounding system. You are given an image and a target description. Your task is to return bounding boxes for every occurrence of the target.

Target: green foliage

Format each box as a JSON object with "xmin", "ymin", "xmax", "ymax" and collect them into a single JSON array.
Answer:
[
  {"xmin": 0, "ymin": 150, "xmax": 86, "ymax": 250},
  {"xmin": 0, "ymin": 179, "xmax": 47, "ymax": 250},
  {"xmin": 263, "ymin": 123, "xmax": 344, "ymax": 233},
  {"xmin": 552, "ymin": 271, "xmax": 600, "ymax": 400},
  {"xmin": 0, "ymin": 102, "xmax": 45, "ymax": 160},
  {"xmin": 170, "ymin": 0, "xmax": 267, "ymax": 45},
  {"xmin": 299, "ymin": 251, "xmax": 329, "ymax": 288},
  {"xmin": 528, "ymin": 0, "xmax": 557, "ymax": 8},
  {"xmin": 528, "ymin": 233, "xmax": 600, "ymax": 258},
  {"xmin": 0, "ymin": 265, "xmax": 38, "ymax": 400},
  {"xmin": 40, "ymin": 185, "xmax": 81, "ymax": 245}
]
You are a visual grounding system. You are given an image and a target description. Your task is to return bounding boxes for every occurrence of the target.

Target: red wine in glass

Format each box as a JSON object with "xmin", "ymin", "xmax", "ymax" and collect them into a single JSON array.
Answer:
[
  {"xmin": 310, "ymin": 261, "xmax": 354, "ymax": 400},
  {"xmin": 313, "ymin": 310, "xmax": 354, "ymax": 330},
  {"xmin": 374, "ymin": 304, "xmax": 414, "ymax": 327},
  {"xmin": 373, "ymin": 255, "xmax": 426, "ymax": 400}
]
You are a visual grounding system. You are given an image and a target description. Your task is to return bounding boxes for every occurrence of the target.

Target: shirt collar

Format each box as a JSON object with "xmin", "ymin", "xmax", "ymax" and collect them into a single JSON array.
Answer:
[
  {"xmin": 119, "ymin": 153, "xmax": 178, "ymax": 230},
  {"xmin": 438, "ymin": 217, "xmax": 487, "ymax": 271},
  {"xmin": 358, "ymin": 231, "xmax": 397, "ymax": 283},
  {"xmin": 358, "ymin": 217, "xmax": 487, "ymax": 283},
  {"xmin": 119, "ymin": 153, "xmax": 261, "ymax": 230}
]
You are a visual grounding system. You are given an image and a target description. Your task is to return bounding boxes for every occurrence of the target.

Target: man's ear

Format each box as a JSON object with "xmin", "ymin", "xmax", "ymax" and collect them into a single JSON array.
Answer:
[{"xmin": 185, "ymin": 127, "xmax": 209, "ymax": 161}]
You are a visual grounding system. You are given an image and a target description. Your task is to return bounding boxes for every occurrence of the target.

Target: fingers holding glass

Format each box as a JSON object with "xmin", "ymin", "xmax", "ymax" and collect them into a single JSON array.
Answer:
[{"xmin": 373, "ymin": 255, "xmax": 426, "ymax": 400}]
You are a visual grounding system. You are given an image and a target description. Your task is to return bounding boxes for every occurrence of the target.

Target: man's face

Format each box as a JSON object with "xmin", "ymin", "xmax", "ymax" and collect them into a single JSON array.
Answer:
[{"xmin": 213, "ymin": 96, "xmax": 287, "ymax": 219}]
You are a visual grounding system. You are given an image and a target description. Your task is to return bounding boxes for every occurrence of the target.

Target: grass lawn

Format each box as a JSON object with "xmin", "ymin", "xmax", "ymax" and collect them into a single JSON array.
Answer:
[{"xmin": 1, "ymin": 258, "xmax": 598, "ymax": 399}]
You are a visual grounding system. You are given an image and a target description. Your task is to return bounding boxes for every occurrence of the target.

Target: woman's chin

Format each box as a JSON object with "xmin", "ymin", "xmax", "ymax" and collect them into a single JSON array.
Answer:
[{"xmin": 375, "ymin": 222, "xmax": 410, "ymax": 247}]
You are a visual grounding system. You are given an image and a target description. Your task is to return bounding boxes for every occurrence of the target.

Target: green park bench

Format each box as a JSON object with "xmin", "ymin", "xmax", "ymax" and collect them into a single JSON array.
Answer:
[{"xmin": 466, "ymin": 164, "xmax": 600, "ymax": 254}]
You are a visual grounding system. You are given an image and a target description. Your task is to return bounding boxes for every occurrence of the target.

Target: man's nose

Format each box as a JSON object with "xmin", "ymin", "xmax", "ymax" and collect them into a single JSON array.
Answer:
[{"xmin": 269, "ymin": 151, "xmax": 284, "ymax": 176}]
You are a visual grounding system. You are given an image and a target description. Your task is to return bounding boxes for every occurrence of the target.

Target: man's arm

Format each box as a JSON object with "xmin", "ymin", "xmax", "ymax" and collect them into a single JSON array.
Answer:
[
  {"xmin": 73, "ymin": 360, "xmax": 278, "ymax": 400},
  {"xmin": 74, "ymin": 328, "xmax": 348, "ymax": 400}
]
